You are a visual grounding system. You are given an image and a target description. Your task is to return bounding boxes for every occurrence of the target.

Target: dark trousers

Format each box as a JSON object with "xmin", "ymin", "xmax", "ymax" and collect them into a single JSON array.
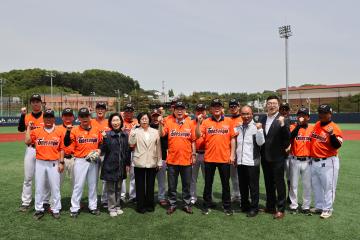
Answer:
[
  {"xmin": 261, "ymin": 160, "xmax": 286, "ymax": 212},
  {"xmin": 167, "ymin": 164, "xmax": 192, "ymax": 208},
  {"xmin": 134, "ymin": 167, "xmax": 157, "ymax": 211},
  {"xmin": 237, "ymin": 165, "xmax": 260, "ymax": 212},
  {"xmin": 203, "ymin": 162, "xmax": 231, "ymax": 210}
]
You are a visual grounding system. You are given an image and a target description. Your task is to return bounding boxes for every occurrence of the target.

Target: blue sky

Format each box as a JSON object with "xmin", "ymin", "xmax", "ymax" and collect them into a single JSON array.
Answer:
[{"xmin": 1, "ymin": 0, "xmax": 359, "ymax": 94}]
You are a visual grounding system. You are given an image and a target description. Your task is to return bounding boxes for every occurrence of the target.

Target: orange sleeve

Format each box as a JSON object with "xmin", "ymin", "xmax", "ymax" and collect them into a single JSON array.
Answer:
[
  {"xmin": 200, "ymin": 121, "xmax": 206, "ymax": 137},
  {"xmin": 30, "ymin": 129, "xmax": 37, "ymax": 144}
]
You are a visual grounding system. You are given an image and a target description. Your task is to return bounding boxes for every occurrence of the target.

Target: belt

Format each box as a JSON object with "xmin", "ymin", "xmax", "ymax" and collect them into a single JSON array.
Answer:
[
  {"xmin": 27, "ymin": 144, "xmax": 35, "ymax": 148},
  {"xmin": 313, "ymin": 157, "xmax": 332, "ymax": 162},
  {"xmin": 196, "ymin": 150, "xmax": 205, "ymax": 154},
  {"xmin": 64, "ymin": 154, "xmax": 73, "ymax": 159},
  {"xmin": 292, "ymin": 156, "xmax": 310, "ymax": 161}
]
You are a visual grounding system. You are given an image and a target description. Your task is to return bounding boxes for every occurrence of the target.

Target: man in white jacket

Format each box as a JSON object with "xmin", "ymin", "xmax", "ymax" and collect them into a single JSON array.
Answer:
[{"xmin": 235, "ymin": 106, "xmax": 265, "ymax": 217}]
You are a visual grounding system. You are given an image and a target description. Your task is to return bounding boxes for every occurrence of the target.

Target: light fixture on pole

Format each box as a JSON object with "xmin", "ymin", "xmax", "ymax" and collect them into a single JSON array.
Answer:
[
  {"xmin": 0, "ymin": 78, "xmax": 6, "ymax": 116},
  {"xmin": 46, "ymin": 71, "xmax": 56, "ymax": 108},
  {"xmin": 279, "ymin": 25, "xmax": 292, "ymax": 103}
]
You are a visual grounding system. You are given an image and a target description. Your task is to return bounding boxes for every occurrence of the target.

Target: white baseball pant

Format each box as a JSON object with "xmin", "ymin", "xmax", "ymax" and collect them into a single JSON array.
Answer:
[
  {"xmin": 21, "ymin": 146, "xmax": 50, "ymax": 206},
  {"xmin": 190, "ymin": 153, "xmax": 205, "ymax": 202},
  {"xmin": 157, "ymin": 160, "xmax": 167, "ymax": 201},
  {"xmin": 35, "ymin": 160, "xmax": 61, "ymax": 213},
  {"xmin": 289, "ymin": 157, "xmax": 312, "ymax": 210},
  {"xmin": 311, "ymin": 156, "xmax": 339, "ymax": 211},
  {"xmin": 60, "ymin": 157, "xmax": 75, "ymax": 188},
  {"xmin": 70, "ymin": 158, "xmax": 98, "ymax": 212}
]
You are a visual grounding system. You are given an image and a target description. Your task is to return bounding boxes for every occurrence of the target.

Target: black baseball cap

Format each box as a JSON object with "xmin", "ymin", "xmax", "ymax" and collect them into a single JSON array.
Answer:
[
  {"xmin": 95, "ymin": 102, "xmax": 107, "ymax": 110},
  {"xmin": 43, "ymin": 109, "xmax": 55, "ymax": 118},
  {"xmin": 150, "ymin": 109, "xmax": 161, "ymax": 116},
  {"xmin": 229, "ymin": 99, "xmax": 240, "ymax": 107},
  {"xmin": 297, "ymin": 107, "xmax": 309, "ymax": 116},
  {"xmin": 175, "ymin": 101, "xmax": 186, "ymax": 109},
  {"xmin": 62, "ymin": 108, "xmax": 74, "ymax": 116},
  {"xmin": 30, "ymin": 94, "xmax": 42, "ymax": 102},
  {"xmin": 124, "ymin": 103, "xmax": 135, "ymax": 112},
  {"xmin": 280, "ymin": 102, "xmax": 290, "ymax": 110},
  {"xmin": 195, "ymin": 103, "xmax": 206, "ymax": 111},
  {"xmin": 210, "ymin": 98, "xmax": 223, "ymax": 107},
  {"xmin": 318, "ymin": 104, "xmax": 332, "ymax": 114},
  {"xmin": 78, "ymin": 107, "xmax": 90, "ymax": 117}
]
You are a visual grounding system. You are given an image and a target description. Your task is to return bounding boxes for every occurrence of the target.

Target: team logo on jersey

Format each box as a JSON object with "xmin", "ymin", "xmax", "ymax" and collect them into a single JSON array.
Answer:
[
  {"xmin": 170, "ymin": 129, "xmax": 191, "ymax": 138},
  {"xmin": 207, "ymin": 127, "xmax": 229, "ymax": 135},
  {"xmin": 77, "ymin": 136, "xmax": 98, "ymax": 144},
  {"xmin": 295, "ymin": 135, "xmax": 311, "ymax": 141},
  {"xmin": 310, "ymin": 132, "xmax": 327, "ymax": 142},
  {"xmin": 36, "ymin": 138, "xmax": 60, "ymax": 146}
]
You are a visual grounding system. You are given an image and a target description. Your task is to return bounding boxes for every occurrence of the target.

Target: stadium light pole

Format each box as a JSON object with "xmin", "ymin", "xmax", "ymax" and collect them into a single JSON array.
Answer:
[
  {"xmin": 46, "ymin": 71, "xmax": 55, "ymax": 107},
  {"xmin": 0, "ymin": 78, "xmax": 6, "ymax": 116},
  {"xmin": 279, "ymin": 25, "xmax": 292, "ymax": 103},
  {"xmin": 114, "ymin": 89, "xmax": 121, "ymax": 112}
]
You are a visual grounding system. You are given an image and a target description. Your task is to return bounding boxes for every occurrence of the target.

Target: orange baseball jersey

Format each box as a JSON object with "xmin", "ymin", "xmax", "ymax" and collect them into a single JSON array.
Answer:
[
  {"xmin": 290, "ymin": 124, "xmax": 313, "ymax": 157},
  {"xmin": 200, "ymin": 116, "xmax": 235, "ymax": 163},
  {"xmin": 25, "ymin": 112, "xmax": 44, "ymax": 131},
  {"xmin": 69, "ymin": 126, "xmax": 103, "ymax": 158},
  {"xmin": 191, "ymin": 119, "xmax": 205, "ymax": 151},
  {"xmin": 91, "ymin": 118, "xmax": 111, "ymax": 132},
  {"xmin": 30, "ymin": 127, "xmax": 64, "ymax": 161},
  {"xmin": 58, "ymin": 125, "xmax": 74, "ymax": 156},
  {"xmin": 163, "ymin": 117, "xmax": 195, "ymax": 166},
  {"xmin": 230, "ymin": 115, "xmax": 243, "ymax": 127},
  {"xmin": 123, "ymin": 119, "xmax": 138, "ymax": 135},
  {"xmin": 310, "ymin": 121, "xmax": 343, "ymax": 158}
]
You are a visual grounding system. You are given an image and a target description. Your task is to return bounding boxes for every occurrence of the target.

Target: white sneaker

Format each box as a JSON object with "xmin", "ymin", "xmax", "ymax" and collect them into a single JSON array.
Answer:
[
  {"xmin": 320, "ymin": 210, "xmax": 332, "ymax": 219},
  {"xmin": 109, "ymin": 211, "xmax": 118, "ymax": 217},
  {"xmin": 190, "ymin": 199, "xmax": 196, "ymax": 205},
  {"xmin": 116, "ymin": 209, "xmax": 124, "ymax": 215}
]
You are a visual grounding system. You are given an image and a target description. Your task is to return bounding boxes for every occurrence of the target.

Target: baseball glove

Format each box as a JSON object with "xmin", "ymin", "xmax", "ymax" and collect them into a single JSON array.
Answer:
[{"xmin": 85, "ymin": 150, "xmax": 100, "ymax": 164}]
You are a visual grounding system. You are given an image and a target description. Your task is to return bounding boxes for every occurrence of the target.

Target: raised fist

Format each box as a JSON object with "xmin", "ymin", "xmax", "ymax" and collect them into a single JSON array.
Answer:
[
  {"xmin": 158, "ymin": 115, "xmax": 164, "ymax": 125},
  {"xmin": 21, "ymin": 107, "xmax": 27, "ymax": 115},
  {"xmin": 100, "ymin": 130, "xmax": 107, "ymax": 138},
  {"xmin": 278, "ymin": 116, "xmax": 285, "ymax": 126},
  {"xmin": 66, "ymin": 124, "xmax": 73, "ymax": 131},
  {"xmin": 256, "ymin": 123, "xmax": 262, "ymax": 130},
  {"xmin": 298, "ymin": 117, "xmax": 305, "ymax": 124},
  {"xmin": 197, "ymin": 114, "xmax": 204, "ymax": 123}
]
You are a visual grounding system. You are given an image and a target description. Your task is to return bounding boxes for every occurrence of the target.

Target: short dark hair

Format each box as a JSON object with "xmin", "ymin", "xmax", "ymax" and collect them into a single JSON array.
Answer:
[
  {"xmin": 137, "ymin": 112, "xmax": 151, "ymax": 123},
  {"xmin": 266, "ymin": 95, "xmax": 280, "ymax": 103},
  {"xmin": 108, "ymin": 112, "xmax": 124, "ymax": 130}
]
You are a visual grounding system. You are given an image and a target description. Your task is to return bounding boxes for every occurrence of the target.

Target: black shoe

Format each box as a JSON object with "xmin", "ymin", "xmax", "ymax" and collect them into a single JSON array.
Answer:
[
  {"xmin": 202, "ymin": 208, "xmax": 210, "ymax": 215},
  {"xmin": 208, "ymin": 202, "xmax": 217, "ymax": 209},
  {"xmin": 128, "ymin": 198, "xmax": 137, "ymax": 204},
  {"xmin": 89, "ymin": 209, "xmax": 100, "ymax": 216},
  {"xmin": 52, "ymin": 212, "xmax": 60, "ymax": 219},
  {"xmin": 136, "ymin": 208, "xmax": 146, "ymax": 214},
  {"xmin": 146, "ymin": 207, "xmax": 155, "ymax": 212},
  {"xmin": 102, "ymin": 202, "xmax": 108, "ymax": 209},
  {"xmin": 224, "ymin": 209, "xmax": 233, "ymax": 216},
  {"xmin": 289, "ymin": 208, "xmax": 298, "ymax": 214},
  {"xmin": 19, "ymin": 205, "xmax": 30, "ymax": 212},
  {"xmin": 70, "ymin": 211, "xmax": 79, "ymax": 218},
  {"xmin": 302, "ymin": 209, "xmax": 312, "ymax": 216},
  {"xmin": 33, "ymin": 211, "xmax": 45, "ymax": 220},
  {"xmin": 247, "ymin": 210, "xmax": 258, "ymax": 217}
]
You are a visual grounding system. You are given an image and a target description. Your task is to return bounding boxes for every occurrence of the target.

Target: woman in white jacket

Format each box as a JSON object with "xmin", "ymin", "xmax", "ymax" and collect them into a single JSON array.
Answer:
[
  {"xmin": 235, "ymin": 106, "xmax": 265, "ymax": 217},
  {"xmin": 129, "ymin": 112, "xmax": 162, "ymax": 213}
]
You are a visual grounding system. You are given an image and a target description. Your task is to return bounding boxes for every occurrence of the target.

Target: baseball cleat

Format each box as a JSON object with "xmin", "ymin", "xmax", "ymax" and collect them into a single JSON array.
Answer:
[
  {"xmin": 19, "ymin": 205, "xmax": 31, "ymax": 212},
  {"xmin": 320, "ymin": 210, "xmax": 332, "ymax": 219},
  {"xmin": 224, "ymin": 209, "xmax": 234, "ymax": 216},
  {"xmin": 33, "ymin": 211, "xmax": 45, "ymax": 220},
  {"xmin": 89, "ymin": 209, "xmax": 100, "ymax": 216}
]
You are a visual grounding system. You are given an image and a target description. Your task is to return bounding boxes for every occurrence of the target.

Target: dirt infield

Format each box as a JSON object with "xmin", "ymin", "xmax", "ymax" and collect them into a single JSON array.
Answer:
[{"xmin": 0, "ymin": 130, "xmax": 360, "ymax": 143}]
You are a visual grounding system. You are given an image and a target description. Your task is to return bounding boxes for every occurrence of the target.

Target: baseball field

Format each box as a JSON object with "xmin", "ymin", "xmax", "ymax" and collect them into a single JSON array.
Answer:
[{"xmin": 0, "ymin": 124, "xmax": 359, "ymax": 240}]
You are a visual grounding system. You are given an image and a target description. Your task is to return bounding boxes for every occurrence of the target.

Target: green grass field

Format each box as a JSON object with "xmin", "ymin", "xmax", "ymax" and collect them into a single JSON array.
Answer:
[{"xmin": 0, "ymin": 140, "xmax": 359, "ymax": 240}]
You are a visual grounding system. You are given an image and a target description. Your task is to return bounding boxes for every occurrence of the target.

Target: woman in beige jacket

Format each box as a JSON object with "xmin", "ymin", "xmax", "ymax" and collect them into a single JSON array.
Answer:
[{"xmin": 129, "ymin": 112, "xmax": 162, "ymax": 213}]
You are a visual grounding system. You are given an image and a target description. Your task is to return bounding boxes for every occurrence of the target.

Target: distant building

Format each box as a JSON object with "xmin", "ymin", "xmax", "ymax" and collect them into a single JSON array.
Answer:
[{"xmin": 277, "ymin": 83, "xmax": 360, "ymax": 112}]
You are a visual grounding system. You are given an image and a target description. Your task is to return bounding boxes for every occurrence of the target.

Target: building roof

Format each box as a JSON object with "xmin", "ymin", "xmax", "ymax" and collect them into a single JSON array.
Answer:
[{"xmin": 277, "ymin": 83, "xmax": 360, "ymax": 92}]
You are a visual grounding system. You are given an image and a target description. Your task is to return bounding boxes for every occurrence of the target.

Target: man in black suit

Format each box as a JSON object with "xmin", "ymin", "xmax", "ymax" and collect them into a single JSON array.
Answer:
[{"xmin": 260, "ymin": 96, "xmax": 290, "ymax": 219}]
